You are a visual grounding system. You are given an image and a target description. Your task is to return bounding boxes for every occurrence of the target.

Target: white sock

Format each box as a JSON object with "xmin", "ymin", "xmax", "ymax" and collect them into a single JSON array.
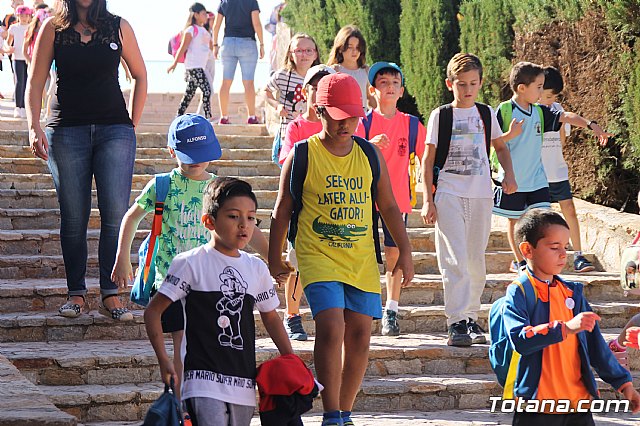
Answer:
[
  {"xmin": 574, "ymin": 251, "xmax": 582, "ymax": 260},
  {"xmin": 385, "ymin": 300, "xmax": 399, "ymax": 312}
]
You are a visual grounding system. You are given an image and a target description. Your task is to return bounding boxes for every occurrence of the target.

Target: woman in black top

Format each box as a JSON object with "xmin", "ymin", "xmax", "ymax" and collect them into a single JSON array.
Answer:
[{"xmin": 26, "ymin": 0, "xmax": 147, "ymax": 320}]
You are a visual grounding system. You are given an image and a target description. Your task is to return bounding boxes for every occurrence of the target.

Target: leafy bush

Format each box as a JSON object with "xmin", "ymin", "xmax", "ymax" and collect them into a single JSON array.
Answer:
[{"xmin": 399, "ymin": 0, "xmax": 461, "ymax": 115}]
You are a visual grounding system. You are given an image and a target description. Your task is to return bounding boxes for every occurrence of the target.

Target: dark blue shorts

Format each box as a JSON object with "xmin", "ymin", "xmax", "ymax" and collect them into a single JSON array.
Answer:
[
  {"xmin": 549, "ymin": 180, "xmax": 573, "ymax": 203},
  {"xmin": 375, "ymin": 212, "xmax": 408, "ymax": 248},
  {"xmin": 492, "ymin": 187, "xmax": 551, "ymax": 219}
]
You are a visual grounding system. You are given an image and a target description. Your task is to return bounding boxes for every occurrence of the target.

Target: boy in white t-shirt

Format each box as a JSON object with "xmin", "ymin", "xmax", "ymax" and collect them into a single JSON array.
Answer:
[
  {"xmin": 421, "ymin": 53, "xmax": 521, "ymax": 346},
  {"xmin": 539, "ymin": 66, "xmax": 594, "ymax": 273},
  {"xmin": 145, "ymin": 177, "xmax": 293, "ymax": 425}
]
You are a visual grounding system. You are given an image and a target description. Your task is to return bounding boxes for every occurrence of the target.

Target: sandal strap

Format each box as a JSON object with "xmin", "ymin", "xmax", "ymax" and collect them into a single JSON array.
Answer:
[{"xmin": 59, "ymin": 302, "xmax": 81, "ymax": 314}]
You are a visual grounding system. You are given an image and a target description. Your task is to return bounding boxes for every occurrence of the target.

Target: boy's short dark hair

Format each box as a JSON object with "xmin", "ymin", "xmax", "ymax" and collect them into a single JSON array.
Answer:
[
  {"xmin": 202, "ymin": 177, "xmax": 258, "ymax": 218},
  {"xmin": 514, "ymin": 209, "xmax": 569, "ymax": 248},
  {"xmin": 543, "ymin": 66, "xmax": 564, "ymax": 94},
  {"xmin": 509, "ymin": 62, "xmax": 544, "ymax": 92},
  {"xmin": 446, "ymin": 53, "xmax": 483, "ymax": 82},
  {"xmin": 373, "ymin": 68, "xmax": 402, "ymax": 87}
]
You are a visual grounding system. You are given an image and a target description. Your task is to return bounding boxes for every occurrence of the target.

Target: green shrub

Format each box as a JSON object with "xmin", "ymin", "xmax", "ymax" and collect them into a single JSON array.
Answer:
[
  {"xmin": 399, "ymin": 0, "xmax": 461, "ymax": 115},
  {"xmin": 458, "ymin": 0, "xmax": 515, "ymax": 105}
]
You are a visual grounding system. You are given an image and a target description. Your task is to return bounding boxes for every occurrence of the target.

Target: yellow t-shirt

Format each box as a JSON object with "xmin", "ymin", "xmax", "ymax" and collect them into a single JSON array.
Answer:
[{"xmin": 295, "ymin": 135, "xmax": 380, "ymax": 293}]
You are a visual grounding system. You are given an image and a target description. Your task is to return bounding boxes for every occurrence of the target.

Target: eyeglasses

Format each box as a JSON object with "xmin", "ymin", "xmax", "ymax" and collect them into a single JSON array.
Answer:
[{"xmin": 291, "ymin": 48, "xmax": 316, "ymax": 56}]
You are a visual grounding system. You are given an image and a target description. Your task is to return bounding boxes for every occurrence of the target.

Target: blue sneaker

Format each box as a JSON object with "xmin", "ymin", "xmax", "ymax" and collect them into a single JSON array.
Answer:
[
  {"xmin": 342, "ymin": 417, "xmax": 354, "ymax": 426},
  {"xmin": 574, "ymin": 255, "xmax": 595, "ymax": 273},
  {"xmin": 321, "ymin": 418, "xmax": 343, "ymax": 426},
  {"xmin": 284, "ymin": 314, "xmax": 308, "ymax": 341}
]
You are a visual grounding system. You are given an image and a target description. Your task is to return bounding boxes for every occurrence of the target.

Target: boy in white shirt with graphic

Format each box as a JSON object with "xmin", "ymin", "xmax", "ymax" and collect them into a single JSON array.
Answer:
[{"xmin": 145, "ymin": 177, "xmax": 292, "ymax": 425}]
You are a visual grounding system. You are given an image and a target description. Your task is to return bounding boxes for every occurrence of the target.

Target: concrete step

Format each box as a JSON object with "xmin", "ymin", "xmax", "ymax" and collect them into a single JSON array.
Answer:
[
  {"xmin": 0, "ymin": 145, "xmax": 272, "ymax": 161},
  {"xmin": 0, "ymin": 173, "xmax": 281, "ymax": 191},
  {"xmin": 0, "ymin": 296, "xmax": 634, "ymax": 342},
  {"xmin": 0, "ymin": 123, "xmax": 270, "ymax": 138},
  {"xmin": 0, "ymin": 227, "xmax": 509, "ymax": 256},
  {"xmin": 0, "ymin": 188, "xmax": 278, "ymax": 209},
  {"xmin": 0, "ymin": 157, "xmax": 281, "ymax": 176},
  {"xmin": 0, "ymin": 272, "xmax": 625, "ymax": 316},
  {"xmin": 0, "ymin": 249, "xmax": 601, "ymax": 280},
  {"xmin": 0, "ymin": 206, "xmax": 278, "ymax": 231},
  {"xmin": 0, "ymin": 206, "xmax": 432, "ymax": 230},
  {"xmin": 0, "ymin": 334, "xmax": 494, "ymax": 387},
  {"xmin": 38, "ymin": 372, "xmax": 640, "ymax": 423},
  {"xmin": 4, "ymin": 330, "xmax": 635, "ymax": 387},
  {"xmin": 0, "ymin": 354, "xmax": 78, "ymax": 426}
]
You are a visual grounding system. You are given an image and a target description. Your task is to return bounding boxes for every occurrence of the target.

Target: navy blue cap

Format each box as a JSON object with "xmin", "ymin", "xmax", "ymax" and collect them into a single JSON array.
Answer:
[
  {"xmin": 167, "ymin": 114, "xmax": 221, "ymax": 164},
  {"xmin": 368, "ymin": 61, "xmax": 404, "ymax": 86}
]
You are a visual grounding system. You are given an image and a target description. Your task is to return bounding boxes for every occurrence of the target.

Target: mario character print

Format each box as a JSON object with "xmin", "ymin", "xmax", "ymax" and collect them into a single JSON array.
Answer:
[{"xmin": 216, "ymin": 266, "xmax": 248, "ymax": 350}]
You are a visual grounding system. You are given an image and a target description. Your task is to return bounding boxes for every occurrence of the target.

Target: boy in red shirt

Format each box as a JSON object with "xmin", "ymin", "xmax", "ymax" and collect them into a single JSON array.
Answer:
[{"xmin": 355, "ymin": 62, "xmax": 426, "ymax": 336}]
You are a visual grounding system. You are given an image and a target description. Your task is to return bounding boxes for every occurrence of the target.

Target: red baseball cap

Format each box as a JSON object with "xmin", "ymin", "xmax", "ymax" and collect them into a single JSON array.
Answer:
[{"xmin": 315, "ymin": 73, "xmax": 365, "ymax": 120}]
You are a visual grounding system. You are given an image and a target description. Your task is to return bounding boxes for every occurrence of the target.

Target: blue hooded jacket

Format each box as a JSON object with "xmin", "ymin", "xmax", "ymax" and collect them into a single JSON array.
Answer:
[{"xmin": 502, "ymin": 269, "xmax": 632, "ymax": 400}]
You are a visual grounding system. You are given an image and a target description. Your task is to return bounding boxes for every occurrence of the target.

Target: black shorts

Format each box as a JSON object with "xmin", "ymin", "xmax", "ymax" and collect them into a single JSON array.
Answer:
[
  {"xmin": 375, "ymin": 212, "xmax": 408, "ymax": 248},
  {"xmin": 492, "ymin": 187, "xmax": 551, "ymax": 219},
  {"xmin": 549, "ymin": 180, "xmax": 573, "ymax": 203}
]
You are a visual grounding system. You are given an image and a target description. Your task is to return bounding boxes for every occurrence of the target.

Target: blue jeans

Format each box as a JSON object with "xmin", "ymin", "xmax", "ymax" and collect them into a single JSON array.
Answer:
[
  {"xmin": 46, "ymin": 124, "xmax": 136, "ymax": 297},
  {"xmin": 220, "ymin": 37, "xmax": 258, "ymax": 81}
]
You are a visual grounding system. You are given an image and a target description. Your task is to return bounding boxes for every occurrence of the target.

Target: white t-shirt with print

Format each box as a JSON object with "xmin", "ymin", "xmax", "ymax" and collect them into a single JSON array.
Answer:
[
  {"xmin": 184, "ymin": 25, "xmax": 211, "ymax": 70},
  {"xmin": 158, "ymin": 244, "xmax": 279, "ymax": 406},
  {"xmin": 7, "ymin": 23, "xmax": 28, "ymax": 61},
  {"xmin": 541, "ymin": 102, "xmax": 571, "ymax": 183},
  {"xmin": 426, "ymin": 105, "xmax": 503, "ymax": 198}
]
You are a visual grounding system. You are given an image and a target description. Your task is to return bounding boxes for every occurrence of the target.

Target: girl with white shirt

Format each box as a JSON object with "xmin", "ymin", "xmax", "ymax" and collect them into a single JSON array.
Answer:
[
  {"xmin": 6, "ymin": 5, "xmax": 32, "ymax": 117},
  {"xmin": 168, "ymin": 2, "xmax": 212, "ymax": 120}
]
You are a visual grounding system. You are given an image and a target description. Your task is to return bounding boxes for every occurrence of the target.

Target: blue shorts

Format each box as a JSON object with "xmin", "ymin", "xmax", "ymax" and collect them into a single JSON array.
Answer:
[
  {"xmin": 220, "ymin": 37, "xmax": 258, "ymax": 81},
  {"xmin": 492, "ymin": 186, "xmax": 550, "ymax": 219},
  {"xmin": 549, "ymin": 180, "xmax": 573, "ymax": 203},
  {"xmin": 303, "ymin": 281, "xmax": 382, "ymax": 319},
  {"xmin": 376, "ymin": 212, "xmax": 408, "ymax": 248}
]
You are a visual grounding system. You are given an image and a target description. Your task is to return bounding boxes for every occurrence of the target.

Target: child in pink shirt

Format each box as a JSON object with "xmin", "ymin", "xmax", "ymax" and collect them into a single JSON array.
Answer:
[
  {"xmin": 354, "ymin": 62, "xmax": 426, "ymax": 336},
  {"xmin": 278, "ymin": 64, "xmax": 335, "ymax": 164}
]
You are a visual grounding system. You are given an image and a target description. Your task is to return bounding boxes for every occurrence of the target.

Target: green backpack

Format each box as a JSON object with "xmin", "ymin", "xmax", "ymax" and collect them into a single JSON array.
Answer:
[{"xmin": 490, "ymin": 101, "xmax": 545, "ymax": 175}]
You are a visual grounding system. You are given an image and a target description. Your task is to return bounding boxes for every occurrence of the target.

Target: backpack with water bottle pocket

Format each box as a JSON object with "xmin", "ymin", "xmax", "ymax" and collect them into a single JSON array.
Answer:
[
  {"xmin": 488, "ymin": 273, "xmax": 538, "ymax": 395},
  {"xmin": 130, "ymin": 173, "xmax": 171, "ymax": 307}
]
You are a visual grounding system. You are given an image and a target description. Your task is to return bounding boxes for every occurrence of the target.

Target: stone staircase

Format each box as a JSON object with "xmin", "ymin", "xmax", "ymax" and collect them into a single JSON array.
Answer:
[{"xmin": 1, "ymin": 99, "xmax": 640, "ymax": 425}]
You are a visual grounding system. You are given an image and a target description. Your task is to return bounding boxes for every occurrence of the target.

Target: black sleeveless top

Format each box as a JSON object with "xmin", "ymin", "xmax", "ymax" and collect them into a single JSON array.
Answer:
[{"xmin": 47, "ymin": 14, "xmax": 132, "ymax": 127}]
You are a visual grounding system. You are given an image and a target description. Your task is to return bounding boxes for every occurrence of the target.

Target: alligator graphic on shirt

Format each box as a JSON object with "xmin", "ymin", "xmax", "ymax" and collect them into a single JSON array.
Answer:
[{"xmin": 312, "ymin": 216, "xmax": 367, "ymax": 241}]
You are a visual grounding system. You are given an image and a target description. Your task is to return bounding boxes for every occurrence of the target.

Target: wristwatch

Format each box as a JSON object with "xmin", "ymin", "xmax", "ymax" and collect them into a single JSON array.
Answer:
[{"xmin": 588, "ymin": 120, "xmax": 598, "ymax": 130}]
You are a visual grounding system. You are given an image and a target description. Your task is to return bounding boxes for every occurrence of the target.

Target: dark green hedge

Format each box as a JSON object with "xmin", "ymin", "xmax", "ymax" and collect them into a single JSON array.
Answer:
[{"xmin": 399, "ymin": 0, "xmax": 460, "ymax": 115}]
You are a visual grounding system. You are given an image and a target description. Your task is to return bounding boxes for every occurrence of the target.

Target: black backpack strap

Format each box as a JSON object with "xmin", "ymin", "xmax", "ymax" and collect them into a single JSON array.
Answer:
[
  {"xmin": 287, "ymin": 140, "xmax": 309, "ymax": 247},
  {"xmin": 363, "ymin": 110, "xmax": 374, "ymax": 140},
  {"xmin": 475, "ymin": 102, "xmax": 493, "ymax": 157},
  {"xmin": 353, "ymin": 136, "xmax": 383, "ymax": 264},
  {"xmin": 435, "ymin": 104, "xmax": 453, "ymax": 170}
]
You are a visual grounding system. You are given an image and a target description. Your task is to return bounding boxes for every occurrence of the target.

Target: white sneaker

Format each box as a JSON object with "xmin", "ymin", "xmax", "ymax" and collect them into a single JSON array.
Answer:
[
  {"xmin": 19, "ymin": 108, "xmax": 26, "ymax": 118},
  {"xmin": 13, "ymin": 107, "xmax": 20, "ymax": 118}
]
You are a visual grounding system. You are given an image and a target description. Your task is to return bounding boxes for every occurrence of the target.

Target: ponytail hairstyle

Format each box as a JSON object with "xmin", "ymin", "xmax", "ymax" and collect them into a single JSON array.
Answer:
[
  {"xmin": 52, "ymin": 0, "xmax": 110, "ymax": 31},
  {"xmin": 184, "ymin": 2, "xmax": 206, "ymax": 30},
  {"xmin": 283, "ymin": 33, "xmax": 321, "ymax": 72},
  {"xmin": 25, "ymin": 9, "xmax": 48, "ymax": 48},
  {"xmin": 327, "ymin": 25, "xmax": 367, "ymax": 69}
]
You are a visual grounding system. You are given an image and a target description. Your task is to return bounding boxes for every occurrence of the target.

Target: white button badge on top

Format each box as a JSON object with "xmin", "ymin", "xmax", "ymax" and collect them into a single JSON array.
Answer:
[{"xmin": 565, "ymin": 297, "xmax": 575, "ymax": 310}]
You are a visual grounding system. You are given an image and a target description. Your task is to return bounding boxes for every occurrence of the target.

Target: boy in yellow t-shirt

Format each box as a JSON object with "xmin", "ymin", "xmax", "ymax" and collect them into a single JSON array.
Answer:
[{"xmin": 269, "ymin": 73, "xmax": 413, "ymax": 426}]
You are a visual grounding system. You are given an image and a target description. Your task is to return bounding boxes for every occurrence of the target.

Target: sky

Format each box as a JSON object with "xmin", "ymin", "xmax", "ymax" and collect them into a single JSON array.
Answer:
[{"xmin": 2, "ymin": 0, "xmax": 283, "ymax": 61}]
